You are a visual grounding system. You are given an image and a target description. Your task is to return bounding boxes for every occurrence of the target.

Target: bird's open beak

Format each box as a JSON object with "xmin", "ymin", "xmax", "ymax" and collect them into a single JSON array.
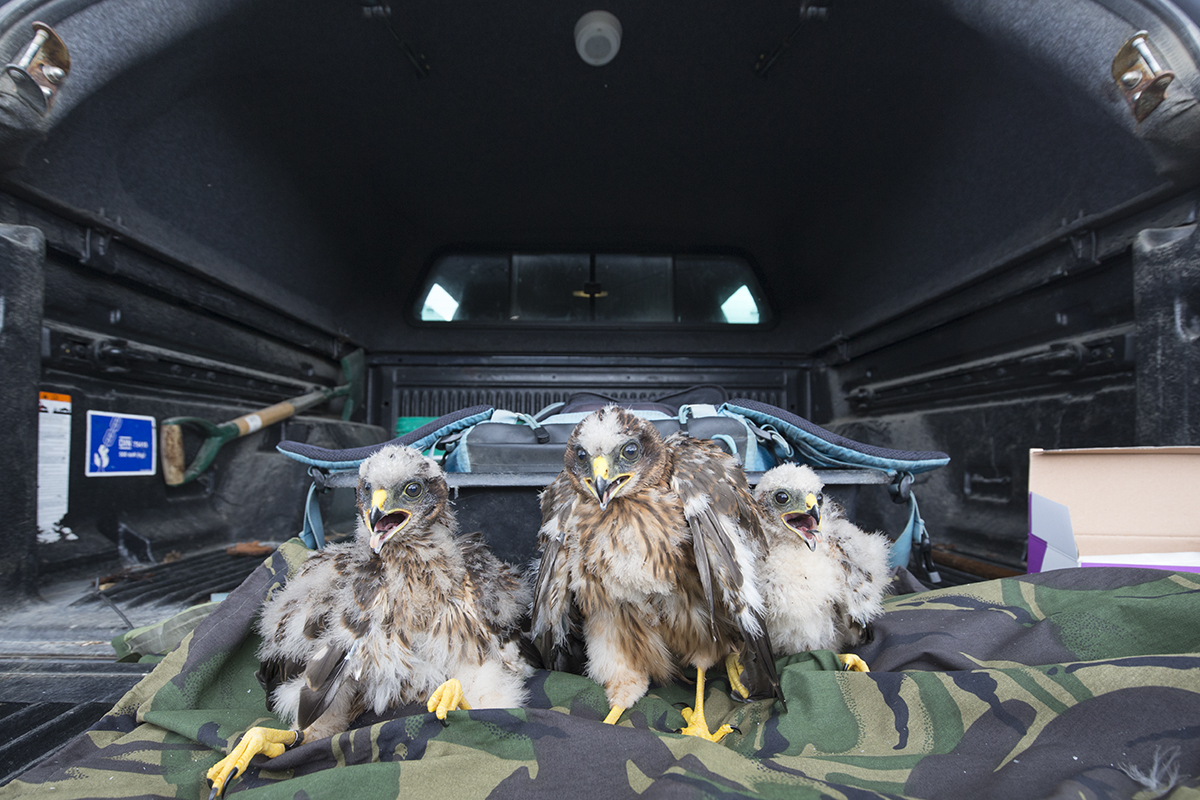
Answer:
[
  {"xmin": 366, "ymin": 488, "xmax": 412, "ymax": 554},
  {"xmin": 783, "ymin": 492, "xmax": 821, "ymax": 551},
  {"xmin": 587, "ymin": 455, "xmax": 632, "ymax": 511}
]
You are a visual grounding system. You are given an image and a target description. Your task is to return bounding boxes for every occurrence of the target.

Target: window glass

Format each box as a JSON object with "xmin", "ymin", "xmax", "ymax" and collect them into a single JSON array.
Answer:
[
  {"xmin": 674, "ymin": 256, "xmax": 766, "ymax": 325},
  {"xmin": 415, "ymin": 252, "xmax": 768, "ymax": 325},
  {"xmin": 417, "ymin": 255, "xmax": 509, "ymax": 322},
  {"xmin": 594, "ymin": 255, "xmax": 673, "ymax": 322},
  {"xmin": 720, "ymin": 285, "xmax": 762, "ymax": 324},
  {"xmin": 512, "ymin": 254, "xmax": 591, "ymax": 321}
]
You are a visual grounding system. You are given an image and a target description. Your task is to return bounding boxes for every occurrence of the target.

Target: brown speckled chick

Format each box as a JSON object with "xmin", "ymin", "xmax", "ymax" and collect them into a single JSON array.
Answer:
[
  {"xmin": 532, "ymin": 406, "xmax": 782, "ymax": 742},
  {"xmin": 207, "ymin": 444, "xmax": 531, "ymax": 798}
]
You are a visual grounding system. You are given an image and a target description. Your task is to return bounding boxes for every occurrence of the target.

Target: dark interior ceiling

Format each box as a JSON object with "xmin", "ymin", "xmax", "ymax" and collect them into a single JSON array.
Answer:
[{"xmin": 4, "ymin": 0, "xmax": 1198, "ymax": 355}]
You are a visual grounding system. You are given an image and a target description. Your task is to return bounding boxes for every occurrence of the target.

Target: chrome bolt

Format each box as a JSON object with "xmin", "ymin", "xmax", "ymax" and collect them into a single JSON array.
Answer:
[
  {"xmin": 42, "ymin": 65, "xmax": 64, "ymax": 84},
  {"xmin": 14, "ymin": 28, "xmax": 49, "ymax": 69},
  {"xmin": 1120, "ymin": 70, "xmax": 1142, "ymax": 88},
  {"xmin": 1132, "ymin": 37, "xmax": 1162, "ymax": 74}
]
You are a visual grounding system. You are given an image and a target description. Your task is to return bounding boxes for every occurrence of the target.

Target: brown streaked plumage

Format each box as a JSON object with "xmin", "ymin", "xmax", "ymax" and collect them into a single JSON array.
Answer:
[
  {"xmin": 207, "ymin": 445, "xmax": 532, "ymax": 797},
  {"xmin": 532, "ymin": 406, "xmax": 782, "ymax": 741},
  {"xmin": 753, "ymin": 463, "xmax": 893, "ymax": 656}
]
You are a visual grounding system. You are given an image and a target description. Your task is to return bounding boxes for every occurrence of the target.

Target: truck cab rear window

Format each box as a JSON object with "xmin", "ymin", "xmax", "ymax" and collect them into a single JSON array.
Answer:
[{"xmin": 416, "ymin": 253, "xmax": 770, "ymax": 325}]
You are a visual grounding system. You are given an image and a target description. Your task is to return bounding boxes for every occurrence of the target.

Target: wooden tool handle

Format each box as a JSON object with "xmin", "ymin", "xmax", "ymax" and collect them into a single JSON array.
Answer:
[
  {"xmin": 227, "ymin": 387, "xmax": 339, "ymax": 436},
  {"xmin": 230, "ymin": 401, "xmax": 296, "ymax": 436},
  {"xmin": 161, "ymin": 423, "xmax": 186, "ymax": 486}
]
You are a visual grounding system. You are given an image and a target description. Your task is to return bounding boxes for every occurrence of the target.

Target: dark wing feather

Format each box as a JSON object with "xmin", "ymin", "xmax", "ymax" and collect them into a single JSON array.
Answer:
[
  {"xmin": 736, "ymin": 604, "xmax": 785, "ymax": 706},
  {"xmin": 552, "ymin": 602, "xmax": 588, "ymax": 675},
  {"xmin": 531, "ymin": 534, "xmax": 561, "ymax": 640},
  {"xmin": 256, "ymin": 656, "xmax": 302, "ymax": 715},
  {"xmin": 512, "ymin": 609, "xmax": 548, "ymax": 671},
  {"xmin": 296, "ymin": 641, "xmax": 349, "ymax": 730},
  {"xmin": 531, "ymin": 475, "xmax": 587, "ymax": 674},
  {"xmin": 531, "ymin": 476, "xmax": 570, "ymax": 622},
  {"xmin": 531, "ymin": 530, "xmax": 588, "ymax": 673},
  {"xmin": 258, "ymin": 608, "xmax": 331, "ymax": 717},
  {"xmin": 688, "ymin": 512, "xmax": 717, "ymax": 638},
  {"xmin": 669, "ymin": 434, "xmax": 784, "ymax": 706}
]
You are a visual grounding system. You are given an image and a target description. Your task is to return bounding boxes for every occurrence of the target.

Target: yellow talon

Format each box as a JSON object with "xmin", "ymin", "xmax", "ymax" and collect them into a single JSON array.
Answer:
[
  {"xmin": 679, "ymin": 705, "xmax": 735, "ymax": 743},
  {"xmin": 839, "ymin": 653, "xmax": 870, "ymax": 672},
  {"xmin": 603, "ymin": 705, "xmax": 626, "ymax": 725},
  {"xmin": 427, "ymin": 678, "xmax": 472, "ymax": 720},
  {"xmin": 206, "ymin": 726, "xmax": 298, "ymax": 798},
  {"xmin": 724, "ymin": 652, "xmax": 750, "ymax": 700},
  {"xmin": 677, "ymin": 667, "xmax": 735, "ymax": 743}
]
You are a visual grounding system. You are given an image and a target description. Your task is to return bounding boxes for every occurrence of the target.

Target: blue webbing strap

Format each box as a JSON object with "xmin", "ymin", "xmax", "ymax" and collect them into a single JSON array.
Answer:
[
  {"xmin": 296, "ymin": 468, "xmax": 360, "ymax": 550},
  {"xmin": 891, "ymin": 493, "xmax": 919, "ymax": 571},
  {"xmin": 891, "ymin": 492, "xmax": 940, "ymax": 582},
  {"xmin": 299, "ymin": 481, "xmax": 326, "ymax": 550}
]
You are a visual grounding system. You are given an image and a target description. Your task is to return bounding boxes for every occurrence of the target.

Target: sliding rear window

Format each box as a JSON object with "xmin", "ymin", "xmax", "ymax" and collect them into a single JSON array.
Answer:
[{"xmin": 415, "ymin": 253, "xmax": 770, "ymax": 325}]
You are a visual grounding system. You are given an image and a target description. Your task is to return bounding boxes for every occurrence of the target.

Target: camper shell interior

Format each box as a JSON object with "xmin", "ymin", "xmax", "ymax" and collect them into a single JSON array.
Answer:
[{"xmin": 2, "ymin": 0, "xmax": 1200, "ymax": 787}]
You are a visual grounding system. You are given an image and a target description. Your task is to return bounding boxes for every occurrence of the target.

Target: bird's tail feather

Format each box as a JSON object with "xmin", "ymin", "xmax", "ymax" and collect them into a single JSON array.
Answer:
[{"xmin": 738, "ymin": 609, "xmax": 786, "ymax": 710}]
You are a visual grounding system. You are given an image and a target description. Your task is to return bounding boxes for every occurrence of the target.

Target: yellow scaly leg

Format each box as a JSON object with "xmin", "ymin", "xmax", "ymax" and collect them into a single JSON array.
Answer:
[
  {"xmin": 603, "ymin": 705, "xmax": 626, "ymax": 725},
  {"xmin": 427, "ymin": 678, "xmax": 472, "ymax": 720},
  {"xmin": 724, "ymin": 652, "xmax": 750, "ymax": 700},
  {"xmin": 839, "ymin": 653, "xmax": 869, "ymax": 672},
  {"xmin": 206, "ymin": 726, "xmax": 299, "ymax": 799},
  {"xmin": 678, "ymin": 667, "xmax": 735, "ymax": 742}
]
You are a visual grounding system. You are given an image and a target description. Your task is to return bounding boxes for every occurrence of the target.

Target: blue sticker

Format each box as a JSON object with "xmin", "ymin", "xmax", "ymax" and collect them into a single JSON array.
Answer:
[{"xmin": 86, "ymin": 411, "xmax": 157, "ymax": 477}]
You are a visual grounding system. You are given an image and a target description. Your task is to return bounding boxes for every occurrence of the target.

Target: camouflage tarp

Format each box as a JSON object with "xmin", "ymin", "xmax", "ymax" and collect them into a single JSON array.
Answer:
[{"xmin": 5, "ymin": 540, "xmax": 1200, "ymax": 800}]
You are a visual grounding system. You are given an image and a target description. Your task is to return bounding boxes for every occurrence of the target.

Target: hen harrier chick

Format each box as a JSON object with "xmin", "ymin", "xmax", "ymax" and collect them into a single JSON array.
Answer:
[
  {"xmin": 754, "ymin": 462, "xmax": 892, "ymax": 662},
  {"xmin": 207, "ymin": 445, "xmax": 532, "ymax": 797},
  {"xmin": 532, "ymin": 406, "xmax": 783, "ymax": 742}
]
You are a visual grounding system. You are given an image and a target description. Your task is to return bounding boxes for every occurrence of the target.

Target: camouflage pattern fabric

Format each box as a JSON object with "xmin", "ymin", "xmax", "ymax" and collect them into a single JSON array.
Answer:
[{"xmin": 5, "ymin": 540, "xmax": 1200, "ymax": 800}]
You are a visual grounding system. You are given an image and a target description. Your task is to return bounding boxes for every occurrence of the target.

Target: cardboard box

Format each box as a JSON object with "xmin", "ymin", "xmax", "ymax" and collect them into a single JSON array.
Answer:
[{"xmin": 1027, "ymin": 447, "xmax": 1200, "ymax": 574}]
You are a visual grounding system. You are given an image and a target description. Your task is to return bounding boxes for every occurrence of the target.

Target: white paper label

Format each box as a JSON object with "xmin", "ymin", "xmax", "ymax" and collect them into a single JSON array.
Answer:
[{"xmin": 38, "ymin": 392, "xmax": 76, "ymax": 542}]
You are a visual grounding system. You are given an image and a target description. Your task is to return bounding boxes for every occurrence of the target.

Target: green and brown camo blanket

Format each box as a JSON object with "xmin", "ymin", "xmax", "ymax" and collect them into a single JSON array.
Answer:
[{"xmin": 5, "ymin": 540, "xmax": 1200, "ymax": 800}]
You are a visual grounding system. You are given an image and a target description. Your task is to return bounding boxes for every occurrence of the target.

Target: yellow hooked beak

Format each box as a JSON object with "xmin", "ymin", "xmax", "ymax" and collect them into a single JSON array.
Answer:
[
  {"xmin": 366, "ymin": 488, "xmax": 412, "ymax": 555},
  {"xmin": 371, "ymin": 489, "xmax": 387, "ymax": 518},
  {"xmin": 587, "ymin": 455, "xmax": 633, "ymax": 510},
  {"xmin": 782, "ymin": 492, "xmax": 822, "ymax": 551}
]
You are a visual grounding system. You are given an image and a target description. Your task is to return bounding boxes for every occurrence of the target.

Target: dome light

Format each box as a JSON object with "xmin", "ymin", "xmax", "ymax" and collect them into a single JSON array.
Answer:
[{"xmin": 575, "ymin": 11, "xmax": 622, "ymax": 66}]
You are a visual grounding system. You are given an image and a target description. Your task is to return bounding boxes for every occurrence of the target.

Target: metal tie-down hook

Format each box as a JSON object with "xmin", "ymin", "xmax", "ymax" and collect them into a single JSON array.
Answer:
[
  {"xmin": 4, "ymin": 21, "xmax": 71, "ymax": 114},
  {"xmin": 1112, "ymin": 31, "xmax": 1174, "ymax": 122}
]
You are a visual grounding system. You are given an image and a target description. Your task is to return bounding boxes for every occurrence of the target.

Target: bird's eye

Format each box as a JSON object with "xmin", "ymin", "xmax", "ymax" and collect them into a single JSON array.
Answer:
[
  {"xmin": 815, "ymin": 492, "xmax": 823, "ymax": 506},
  {"xmin": 575, "ymin": 447, "xmax": 588, "ymax": 462},
  {"xmin": 621, "ymin": 441, "xmax": 640, "ymax": 461},
  {"xmin": 403, "ymin": 481, "xmax": 423, "ymax": 499},
  {"xmin": 773, "ymin": 490, "xmax": 790, "ymax": 506}
]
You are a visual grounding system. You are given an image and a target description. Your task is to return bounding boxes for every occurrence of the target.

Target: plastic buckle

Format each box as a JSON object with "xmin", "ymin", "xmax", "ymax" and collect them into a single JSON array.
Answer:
[
  {"xmin": 889, "ymin": 472, "xmax": 914, "ymax": 504},
  {"xmin": 308, "ymin": 466, "xmax": 331, "ymax": 492},
  {"xmin": 918, "ymin": 529, "xmax": 941, "ymax": 584},
  {"xmin": 514, "ymin": 412, "xmax": 551, "ymax": 444},
  {"xmin": 678, "ymin": 405, "xmax": 693, "ymax": 438},
  {"xmin": 763, "ymin": 426, "xmax": 793, "ymax": 459}
]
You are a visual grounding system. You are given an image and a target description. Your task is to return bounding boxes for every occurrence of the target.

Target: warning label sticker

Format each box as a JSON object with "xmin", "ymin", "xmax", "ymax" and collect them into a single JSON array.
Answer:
[
  {"xmin": 86, "ymin": 410, "xmax": 157, "ymax": 477},
  {"xmin": 38, "ymin": 392, "xmax": 74, "ymax": 542}
]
